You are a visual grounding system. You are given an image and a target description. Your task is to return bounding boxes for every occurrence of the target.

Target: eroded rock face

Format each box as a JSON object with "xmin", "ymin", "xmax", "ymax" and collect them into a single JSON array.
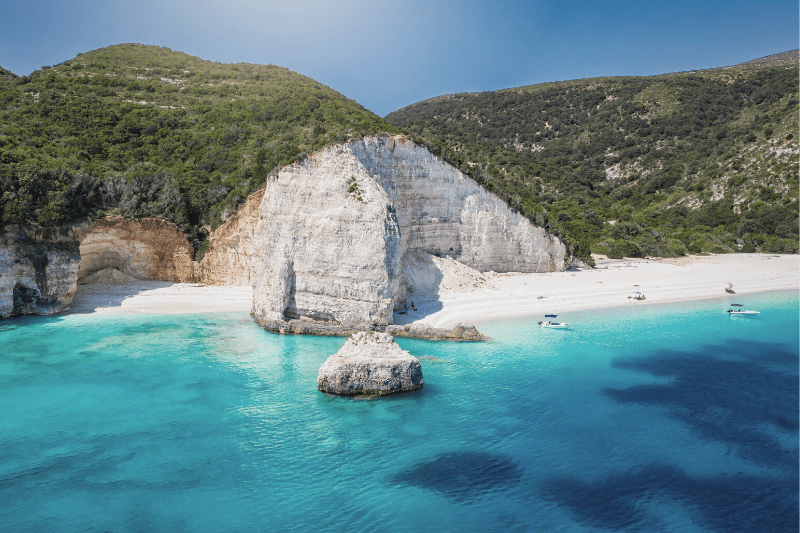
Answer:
[
  {"xmin": 252, "ymin": 135, "xmax": 572, "ymax": 331},
  {"xmin": 74, "ymin": 190, "xmax": 263, "ymax": 287},
  {"xmin": 198, "ymin": 189, "xmax": 264, "ymax": 286},
  {"xmin": 0, "ymin": 227, "xmax": 80, "ymax": 318},
  {"xmin": 77, "ymin": 217, "xmax": 197, "ymax": 283},
  {"xmin": 317, "ymin": 331, "xmax": 423, "ymax": 395},
  {"xmin": 352, "ymin": 136, "xmax": 569, "ymax": 273},
  {"xmin": 79, "ymin": 267, "xmax": 139, "ymax": 285},
  {"xmin": 386, "ymin": 323, "xmax": 484, "ymax": 341},
  {"xmin": 251, "ymin": 149, "xmax": 402, "ymax": 329}
]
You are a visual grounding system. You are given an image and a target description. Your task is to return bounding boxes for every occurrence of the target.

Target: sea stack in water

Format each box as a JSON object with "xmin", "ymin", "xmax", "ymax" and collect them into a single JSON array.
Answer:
[{"xmin": 317, "ymin": 332, "xmax": 423, "ymax": 396}]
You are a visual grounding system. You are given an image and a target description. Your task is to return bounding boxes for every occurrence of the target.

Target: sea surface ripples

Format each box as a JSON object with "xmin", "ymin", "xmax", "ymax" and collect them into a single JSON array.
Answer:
[{"xmin": 0, "ymin": 292, "xmax": 797, "ymax": 532}]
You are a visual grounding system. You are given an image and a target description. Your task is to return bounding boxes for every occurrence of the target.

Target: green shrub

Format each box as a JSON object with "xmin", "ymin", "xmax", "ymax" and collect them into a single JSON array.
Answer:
[{"xmin": 607, "ymin": 240, "xmax": 643, "ymax": 258}]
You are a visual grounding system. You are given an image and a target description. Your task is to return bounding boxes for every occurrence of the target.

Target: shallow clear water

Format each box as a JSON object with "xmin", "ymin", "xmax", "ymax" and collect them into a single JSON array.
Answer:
[{"xmin": 1, "ymin": 292, "xmax": 797, "ymax": 532}]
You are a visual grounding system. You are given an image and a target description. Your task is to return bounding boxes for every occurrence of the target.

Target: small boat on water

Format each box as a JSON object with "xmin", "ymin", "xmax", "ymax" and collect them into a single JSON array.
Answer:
[
  {"xmin": 538, "ymin": 314, "xmax": 570, "ymax": 328},
  {"xmin": 727, "ymin": 303, "xmax": 759, "ymax": 316}
]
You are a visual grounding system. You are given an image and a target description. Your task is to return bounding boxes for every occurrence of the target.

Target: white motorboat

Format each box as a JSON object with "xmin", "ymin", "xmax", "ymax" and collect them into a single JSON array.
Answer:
[
  {"xmin": 538, "ymin": 314, "xmax": 570, "ymax": 328},
  {"xmin": 727, "ymin": 303, "xmax": 759, "ymax": 316}
]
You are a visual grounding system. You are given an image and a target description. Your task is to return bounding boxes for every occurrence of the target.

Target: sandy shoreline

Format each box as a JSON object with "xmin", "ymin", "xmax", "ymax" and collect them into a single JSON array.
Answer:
[
  {"xmin": 68, "ymin": 282, "xmax": 253, "ymax": 315},
  {"xmin": 67, "ymin": 254, "xmax": 798, "ymax": 327},
  {"xmin": 397, "ymin": 253, "xmax": 799, "ymax": 328}
]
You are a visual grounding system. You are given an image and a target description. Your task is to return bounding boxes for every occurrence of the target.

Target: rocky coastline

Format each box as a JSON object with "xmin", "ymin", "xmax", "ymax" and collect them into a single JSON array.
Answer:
[{"xmin": 254, "ymin": 316, "xmax": 486, "ymax": 341}]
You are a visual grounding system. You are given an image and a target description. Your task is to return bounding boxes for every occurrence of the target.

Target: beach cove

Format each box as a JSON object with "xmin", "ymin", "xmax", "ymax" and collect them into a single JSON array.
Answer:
[{"xmin": 64, "ymin": 254, "xmax": 799, "ymax": 327}]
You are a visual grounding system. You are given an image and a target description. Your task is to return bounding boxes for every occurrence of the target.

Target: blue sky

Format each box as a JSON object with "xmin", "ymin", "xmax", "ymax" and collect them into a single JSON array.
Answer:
[{"xmin": 1, "ymin": 0, "xmax": 797, "ymax": 116}]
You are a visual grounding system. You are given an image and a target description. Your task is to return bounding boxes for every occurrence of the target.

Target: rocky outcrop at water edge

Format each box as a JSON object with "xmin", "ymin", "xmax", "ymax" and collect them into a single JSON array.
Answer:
[
  {"xmin": 317, "ymin": 331, "xmax": 424, "ymax": 395},
  {"xmin": 0, "ymin": 226, "xmax": 80, "ymax": 318}
]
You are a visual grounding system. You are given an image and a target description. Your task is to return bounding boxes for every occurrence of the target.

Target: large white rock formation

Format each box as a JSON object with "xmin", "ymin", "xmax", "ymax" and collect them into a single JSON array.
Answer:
[
  {"xmin": 252, "ymin": 135, "xmax": 570, "ymax": 331},
  {"xmin": 317, "ymin": 331, "xmax": 423, "ymax": 395},
  {"xmin": 351, "ymin": 136, "xmax": 567, "ymax": 272}
]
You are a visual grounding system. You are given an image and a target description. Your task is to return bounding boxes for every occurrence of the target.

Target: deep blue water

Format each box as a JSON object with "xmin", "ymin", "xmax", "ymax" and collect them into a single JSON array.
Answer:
[{"xmin": 1, "ymin": 292, "xmax": 797, "ymax": 532}]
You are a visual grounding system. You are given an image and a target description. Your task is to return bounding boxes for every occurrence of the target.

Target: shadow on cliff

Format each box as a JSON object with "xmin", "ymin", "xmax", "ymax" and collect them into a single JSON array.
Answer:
[
  {"xmin": 391, "ymin": 250, "xmax": 448, "ymax": 326},
  {"xmin": 66, "ymin": 281, "xmax": 178, "ymax": 314}
]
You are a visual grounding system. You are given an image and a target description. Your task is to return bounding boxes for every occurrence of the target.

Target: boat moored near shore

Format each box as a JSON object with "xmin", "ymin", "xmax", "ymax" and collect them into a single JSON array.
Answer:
[{"xmin": 727, "ymin": 303, "xmax": 760, "ymax": 316}]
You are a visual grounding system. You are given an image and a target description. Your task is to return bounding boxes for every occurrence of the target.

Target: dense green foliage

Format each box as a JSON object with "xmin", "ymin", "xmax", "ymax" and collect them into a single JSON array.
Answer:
[
  {"xmin": 387, "ymin": 53, "xmax": 799, "ymax": 262},
  {"xmin": 0, "ymin": 66, "xmax": 16, "ymax": 80},
  {"xmin": 0, "ymin": 44, "xmax": 398, "ymax": 250}
]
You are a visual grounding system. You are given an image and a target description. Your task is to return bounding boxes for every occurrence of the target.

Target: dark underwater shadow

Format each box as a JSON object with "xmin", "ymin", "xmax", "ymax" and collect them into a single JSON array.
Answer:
[
  {"xmin": 540, "ymin": 463, "xmax": 797, "ymax": 533},
  {"xmin": 389, "ymin": 450, "xmax": 523, "ymax": 502},
  {"xmin": 604, "ymin": 340, "xmax": 799, "ymax": 468},
  {"xmin": 533, "ymin": 339, "xmax": 800, "ymax": 531}
]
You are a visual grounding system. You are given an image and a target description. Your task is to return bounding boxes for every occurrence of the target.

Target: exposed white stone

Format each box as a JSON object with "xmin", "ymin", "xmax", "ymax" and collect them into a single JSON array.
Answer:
[
  {"xmin": 317, "ymin": 331, "xmax": 423, "ymax": 395},
  {"xmin": 352, "ymin": 136, "xmax": 568, "ymax": 273},
  {"xmin": 403, "ymin": 248, "xmax": 491, "ymax": 296},
  {"xmin": 251, "ymin": 148, "xmax": 402, "ymax": 328},
  {"xmin": 0, "ymin": 228, "xmax": 80, "ymax": 318},
  {"xmin": 251, "ymin": 135, "xmax": 571, "ymax": 330}
]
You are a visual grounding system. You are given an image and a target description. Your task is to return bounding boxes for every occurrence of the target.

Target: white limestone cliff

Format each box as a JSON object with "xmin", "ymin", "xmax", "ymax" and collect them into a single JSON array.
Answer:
[
  {"xmin": 1, "ymin": 135, "xmax": 575, "ymax": 331},
  {"xmin": 251, "ymin": 135, "xmax": 572, "ymax": 331},
  {"xmin": 0, "ymin": 227, "xmax": 80, "ymax": 318},
  {"xmin": 251, "ymin": 148, "xmax": 402, "ymax": 328},
  {"xmin": 352, "ymin": 136, "xmax": 568, "ymax": 273}
]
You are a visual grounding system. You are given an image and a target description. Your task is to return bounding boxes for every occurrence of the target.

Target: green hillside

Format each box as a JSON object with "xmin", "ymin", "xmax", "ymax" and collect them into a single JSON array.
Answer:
[
  {"xmin": 386, "ymin": 51, "xmax": 799, "ymax": 263},
  {"xmin": 0, "ymin": 66, "xmax": 16, "ymax": 80},
  {"xmin": 0, "ymin": 44, "xmax": 398, "ymax": 251}
]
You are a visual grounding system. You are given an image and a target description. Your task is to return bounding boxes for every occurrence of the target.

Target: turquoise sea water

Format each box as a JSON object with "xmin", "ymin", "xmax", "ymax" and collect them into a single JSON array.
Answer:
[{"xmin": 1, "ymin": 292, "xmax": 797, "ymax": 532}]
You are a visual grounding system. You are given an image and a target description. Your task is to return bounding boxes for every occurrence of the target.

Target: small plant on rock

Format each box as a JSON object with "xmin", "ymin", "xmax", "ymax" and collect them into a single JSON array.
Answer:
[{"xmin": 346, "ymin": 175, "xmax": 365, "ymax": 202}]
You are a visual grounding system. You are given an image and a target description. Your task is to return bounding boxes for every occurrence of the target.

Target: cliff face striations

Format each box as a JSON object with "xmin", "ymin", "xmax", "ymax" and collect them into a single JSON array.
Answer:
[
  {"xmin": 78, "ymin": 217, "xmax": 198, "ymax": 284},
  {"xmin": 251, "ymin": 149, "xmax": 402, "ymax": 329},
  {"xmin": 251, "ymin": 135, "xmax": 571, "ymax": 331},
  {"xmin": 0, "ymin": 227, "xmax": 80, "ymax": 318},
  {"xmin": 0, "ymin": 188, "xmax": 264, "ymax": 318},
  {"xmin": 2, "ymin": 136, "xmax": 571, "ymax": 329},
  {"xmin": 351, "ymin": 136, "xmax": 568, "ymax": 273},
  {"xmin": 198, "ymin": 189, "xmax": 264, "ymax": 286}
]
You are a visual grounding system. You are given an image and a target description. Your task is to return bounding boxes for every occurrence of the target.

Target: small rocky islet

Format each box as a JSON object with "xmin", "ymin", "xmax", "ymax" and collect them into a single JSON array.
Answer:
[{"xmin": 317, "ymin": 331, "xmax": 423, "ymax": 396}]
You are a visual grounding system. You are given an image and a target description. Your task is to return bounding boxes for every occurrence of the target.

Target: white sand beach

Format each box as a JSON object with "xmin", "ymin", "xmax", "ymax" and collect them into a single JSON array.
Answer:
[
  {"xmin": 69, "ymin": 254, "xmax": 798, "ymax": 327},
  {"xmin": 68, "ymin": 281, "xmax": 253, "ymax": 315},
  {"xmin": 398, "ymin": 253, "xmax": 799, "ymax": 328}
]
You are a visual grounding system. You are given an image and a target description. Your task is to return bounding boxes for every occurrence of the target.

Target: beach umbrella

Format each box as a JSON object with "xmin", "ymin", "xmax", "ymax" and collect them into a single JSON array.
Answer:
[{"xmin": 632, "ymin": 291, "xmax": 642, "ymax": 295}]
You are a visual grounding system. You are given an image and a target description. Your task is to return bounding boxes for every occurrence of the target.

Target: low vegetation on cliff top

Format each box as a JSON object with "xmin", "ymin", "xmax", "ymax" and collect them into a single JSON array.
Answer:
[
  {"xmin": 0, "ymin": 44, "xmax": 398, "ymax": 251},
  {"xmin": 386, "ymin": 51, "xmax": 799, "ymax": 262}
]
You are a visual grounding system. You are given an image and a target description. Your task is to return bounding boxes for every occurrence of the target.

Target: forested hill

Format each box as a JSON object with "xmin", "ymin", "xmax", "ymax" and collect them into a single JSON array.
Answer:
[
  {"xmin": 386, "ymin": 51, "xmax": 799, "ymax": 263},
  {"xmin": 0, "ymin": 44, "xmax": 398, "ymax": 252}
]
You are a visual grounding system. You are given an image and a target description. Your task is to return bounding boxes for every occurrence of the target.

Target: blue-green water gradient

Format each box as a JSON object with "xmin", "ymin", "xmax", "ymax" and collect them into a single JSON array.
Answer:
[{"xmin": 1, "ymin": 291, "xmax": 797, "ymax": 532}]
